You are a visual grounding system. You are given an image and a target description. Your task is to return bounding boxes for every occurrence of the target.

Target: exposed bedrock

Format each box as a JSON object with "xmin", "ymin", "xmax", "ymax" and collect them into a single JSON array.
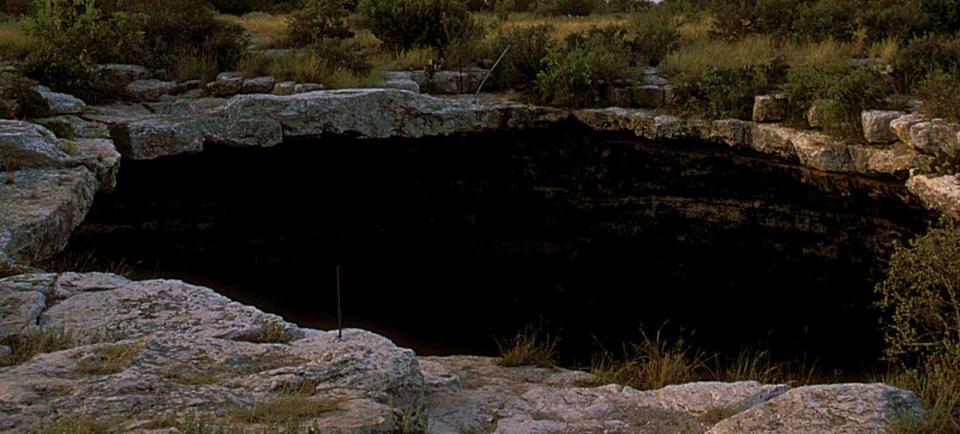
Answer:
[{"xmin": 0, "ymin": 273, "xmax": 923, "ymax": 433}]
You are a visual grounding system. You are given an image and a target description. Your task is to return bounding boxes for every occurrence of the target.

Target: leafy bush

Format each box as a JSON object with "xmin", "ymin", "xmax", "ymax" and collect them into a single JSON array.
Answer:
[
  {"xmin": 24, "ymin": 0, "xmax": 246, "ymax": 99},
  {"xmin": 916, "ymin": 69, "xmax": 960, "ymax": 121},
  {"xmin": 285, "ymin": 0, "xmax": 353, "ymax": 47},
  {"xmin": 208, "ymin": 0, "xmax": 297, "ymax": 14},
  {"xmin": 535, "ymin": 0, "xmax": 599, "ymax": 16},
  {"xmin": 0, "ymin": 0, "xmax": 31, "ymax": 15},
  {"xmin": 876, "ymin": 220, "xmax": 960, "ymax": 362},
  {"xmin": 792, "ymin": 0, "xmax": 859, "ymax": 42},
  {"xmin": 625, "ymin": 7, "xmax": 679, "ymax": 66},
  {"xmin": 486, "ymin": 24, "xmax": 554, "ymax": 91},
  {"xmin": 535, "ymin": 29, "xmax": 631, "ymax": 107},
  {"xmin": 356, "ymin": 0, "xmax": 481, "ymax": 57},
  {"xmin": 891, "ymin": 34, "xmax": 960, "ymax": 94},
  {"xmin": 783, "ymin": 63, "xmax": 887, "ymax": 138},
  {"xmin": 709, "ymin": 0, "xmax": 801, "ymax": 38},
  {"xmin": 670, "ymin": 57, "xmax": 787, "ymax": 119}
]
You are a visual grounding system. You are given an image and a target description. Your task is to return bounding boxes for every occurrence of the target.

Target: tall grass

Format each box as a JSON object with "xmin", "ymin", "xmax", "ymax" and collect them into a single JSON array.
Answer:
[
  {"xmin": 886, "ymin": 353, "xmax": 960, "ymax": 433},
  {"xmin": 0, "ymin": 18, "xmax": 38, "ymax": 61},
  {"xmin": 0, "ymin": 328, "xmax": 75, "ymax": 366},
  {"xmin": 220, "ymin": 12, "xmax": 290, "ymax": 49},
  {"xmin": 482, "ymin": 12, "xmax": 629, "ymax": 42},
  {"xmin": 497, "ymin": 323, "xmax": 559, "ymax": 368},
  {"xmin": 589, "ymin": 325, "xmax": 708, "ymax": 390}
]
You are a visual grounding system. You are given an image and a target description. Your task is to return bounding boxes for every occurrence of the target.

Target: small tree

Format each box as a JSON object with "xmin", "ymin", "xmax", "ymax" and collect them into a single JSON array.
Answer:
[{"xmin": 876, "ymin": 220, "xmax": 960, "ymax": 363}]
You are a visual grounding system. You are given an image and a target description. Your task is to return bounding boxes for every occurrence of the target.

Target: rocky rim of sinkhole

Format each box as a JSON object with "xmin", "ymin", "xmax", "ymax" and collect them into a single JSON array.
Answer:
[{"xmin": 2, "ymin": 63, "xmax": 959, "ymax": 432}]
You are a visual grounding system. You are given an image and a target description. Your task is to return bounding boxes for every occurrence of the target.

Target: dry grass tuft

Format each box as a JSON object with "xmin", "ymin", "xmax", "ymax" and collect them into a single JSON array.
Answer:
[
  {"xmin": 220, "ymin": 12, "xmax": 290, "ymax": 49},
  {"xmin": 41, "ymin": 250, "xmax": 138, "ymax": 278},
  {"xmin": 36, "ymin": 416, "xmax": 109, "ymax": 434},
  {"xmin": 589, "ymin": 326, "xmax": 707, "ymax": 390},
  {"xmin": 0, "ymin": 18, "xmax": 38, "ymax": 61},
  {"xmin": 0, "ymin": 328, "xmax": 75, "ymax": 366},
  {"xmin": 236, "ymin": 321, "xmax": 289, "ymax": 344},
  {"xmin": 886, "ymin": 353, "xmax": 960, "ymax": 433},
  {"xmin": 712, "ymin": 348, "xmax": 781, "ymax": 384},
  {"xmin": 232, "ymin": 395, "xmax": 341, "ymax": 425},
  {"xmin": 74, "ymin": 342, "xmax": 141, "ymax": 375},
  {"xmin": 497, "ymin": 324, "xmax": 559, "ymax": 368},
  {"xmin": 698, "ymin": 405, "xmax": 739, "ymax": 425},
  {"xmin": 485, "ymin": 12, "xmax": 629, "ymax": 42}
]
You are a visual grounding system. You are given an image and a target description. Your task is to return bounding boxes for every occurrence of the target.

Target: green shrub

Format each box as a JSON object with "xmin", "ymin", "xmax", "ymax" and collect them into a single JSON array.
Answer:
[
  {"xmin": 486, "ymin": 24, "xmax": 554, "ymax": 91},
  {"xmin": 535, "ymin": 0, "xmax": 599, "ymax": 16},
  {"xmin": 0, "ymin": 0, "xmax": 32, "ymax": 15},
  {"xmin": 670, "ymin": 57, "xmax": 787, "ymax": 119},
  {"xmin": 625, "ymin": 7, "xmax": 680, "ymax": 66},
  {"xmin": 208, "ymin": 0, "xmax": 297, "ymax": 14},
  {"xmin": 876, "ymin": 220, "xmax": 960, "ymax": 362},
  {"xmin": 285, "ymin": 0, "xmax": 353, "ymax": 47},
  {"xmin": 356, "ymin": 0, "xmax": 481, "ymax": 57},
  {"xmin": 535, "ymin": 29, "xmax": 631, "ymax": 107},
  {"xmin": 916, "ymin": 69, "xmax": 960, "ymax": 122},
  {"xmin": 784, "ymin": 63, "xmax": 887, "ymax": 138},
  {"xmin": 891, "ymin": 34, "xmax": 960, "ymax": 94},
  {"xmin": 792, "ymin": 0, "xmax": 859, "ymax": 42},
  {"xmin": 709, "ymin": 0, "xmax": 801, "ymax": 38},
  {"xmin": 23, "ymin": 0, "xmax": 246, "ymax": 99}
]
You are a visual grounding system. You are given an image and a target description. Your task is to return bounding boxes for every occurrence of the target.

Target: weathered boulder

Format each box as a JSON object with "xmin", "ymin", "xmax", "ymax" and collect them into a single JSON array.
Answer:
[
  {"xmin": 241, "ymin": 76, "xmax": 276, "ymax": 94},
  {"xmin": 125, "ymin": 79, "xmax": 177, "ymax": 102},
  {"xmin": 293, "ymin": 83, "xmax": 324, "ymax": 93},
  {"xmin": 0, "ymin": 120, "xmax": 71, "ymax": 171},
  {"xmin": 0, "ymin": 273, "xmax": 425, "ymax": 433},
  {"xmin": 206, "ymin": 72, "xmax": 244, "ymax": 97},
  {"xmin": 33, "ymin": 115, "xmax": 111, "ymax": 140},
  {"xmin": 906, "ymin": 119, "xmax": 960, "ymax": 156},
  {"xmin": 862, "ymin": 110, "xmax": 903, "ymax": 144},
  {"xmin": 27, "ymin": 86, "xmax": 86, "ymax": 116},
  {"xmin": 0, "ymin": 168, "xmax": 97, "ymax": 268},
  {"xmin": 109, "ymin": 89, "xmax": 566, "ymax": 160},
  {"xmin": 423, "ymin": 69, "xmax": 487, "ymax": 94},
  {"xmin": 96, "ymin": 64, "xmax": 152, "ymax": 89},
  {"xmin": 61, "ymin": 138, "xmax": 121, "ymax": 190},
  {"xmin": 707, "ymin": 383, "xmax": 922, "ymax": 433},
  {"xmin": 907, "ymin": 174, "xmax": 960, "ymax": 219},
  {"xmin": 382, "ymin": 78, "xmax": 421, "ymax": 93},
  {"xmin": 891, "ymin": 114, "xmax": 926, "ymax": 144},
  {"xmin": 752, "ymin": 94, "xmax": 787, "ymax": 123}
]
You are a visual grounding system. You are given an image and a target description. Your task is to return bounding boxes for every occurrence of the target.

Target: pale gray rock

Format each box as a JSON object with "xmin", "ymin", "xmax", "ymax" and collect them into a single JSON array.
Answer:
[
  {"xmin": 0, "ymin": 168, "xmax": 97, "ymax": 268},
  {"xmin": 96, "ymin": 64, "xmax": 152, "ymax": 89},
  {"xmin": 273, "ymin": 81, "xmax": 296, "ymax": 95},
  {"xmin": 0, "ymin": 120, "xmax": 71, "ymax": 171},
  {"xmin": 382, "ymin": 79, "xmax": 421, "ymax": 93},
  {"xmin": 862, "ymin": 110, "xmax": 904, "ymax": 144},
  {"xmin": 28, "ymin": 86, "xmax": 86, "ymax": 116},
  {"xmin": 0, "ymin": 273, "xmax": 424, "ymax": 433},
  {"xmin": 707, "ymin": 383, "xmax": 922, "ymax": 434},
  {"xmin": 109, "ymin": 116, "xmax": 207, "ymax": 160},
  {"xmin": 907, "ymin": 119, "xmax": 960, "ymax": 156},
  {"xmin": 61, "ymin": 138, "xmax": 121, "ymax": 191},
  {"xmin": 293, "ymin": 83, "xmax": 324, "ymax": 93},
  {"xmin": 0, "ymin": 285, "xmax": 45, "ymax": 339},
  {"xmin": 33, "ymin": 115, "xmax": 110, "ymax": 140},
  {"xmin": 752, "ymin": 94, "xmax": 787, "ymax": 123},
  {"xmin": 806, "ymin": 99, "xmax": 832, "ymax": 129},
  {"xmin": 206, "ymin": 74, "xmax": 244, "ymax": 97},
  {"xmin": 424, "ymin": 69, "xmax": 487, "ymax": 94},
  {"xmin": 125, "ymin": 79, "xmax": 177, "ymax": 102},
  {"xmin": 907, "ymin": 174, "xmax": 960, "ymax": 219},
  {"xmin": 241, "ymin": 76, "xmax": 276, "ymax": 94},
  {"xmin": 891, "ymin": 114, "xmax": 925, "ymax": 144}
]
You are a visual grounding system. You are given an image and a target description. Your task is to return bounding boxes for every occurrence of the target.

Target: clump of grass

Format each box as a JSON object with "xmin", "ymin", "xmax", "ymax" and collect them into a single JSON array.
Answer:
[
  {"xmin": 330, "ymin": 66, "xmax": 384, "ymax": 89},
  {"xmin": 886, "ymin": 352, "xmax": 960, "ymax": 433},
  {"xmin": 698, "ymin": 405, "xmax": 739, "ymax": 425},
  {"xmin": 40, "ymin": 250, "xmax": 137, "ymax": 278},
  {"xmin": 394, "ymin": 405, "xmax": 429, "ymax": 434},
  {"xmin": 712, "ymin": 348, "xmax": 781, "ymax": 384},
  {"xmin": 0, "ymin": 18, "xmax": 38, "ymax": 61},
  {"xmin": 0, "ymin": 328, "xmax": 75, "ymax": 366},
  {"xmin": 488, "ymin": 12, "xmax": 628, "ymax": 42},
  {"xmin": 236, "ymin": 321, "xmax": 289, "ymax": 344},
  {"xmin": 35, "ymin": 415, "xmax": 109, "ymax": 434},
  {"xmin": 238, "ymin": 50, "xmax": 330, "ymax": 84},
  {"xmin": 171, "ymin": 52, "xmax": 220, "ymax": 83},
  {"xmin": 74, "ymin": 343, "xmax": 141, "ymax": 375},
  {"xmin": 220, "ymin": 12, "xmax": 290, "ymax": 49},
  {"xmin": 589, "ymin": 326, "xmax": 707, "ymax": 390},
  {"xmin": 232, "ymin": 395, "xmax": 341, "ymax": 425},
  {"xmin": 497, "ymin": 323, "xmax": 559, "ymax": 368}
]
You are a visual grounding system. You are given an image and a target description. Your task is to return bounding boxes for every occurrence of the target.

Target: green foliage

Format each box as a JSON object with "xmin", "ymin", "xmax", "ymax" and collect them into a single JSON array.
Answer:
[
  {"xmin": 876, "ymin": 220, "xmax": 960, "ymax": 362},
  {"xmin": 0, "ymin": 0, "xmax": 32, "ymax": 15},
  {"xmin": 887, "ymin": 351, "xmax": 960, "ymax": 433},
  {"xmin": 535, "ymin": 0, "xmax": 599, "ymax": 16},
  {"xmin": 285, "ymin": 0, "xmax": 353, "ymax": 47},
  {"xmin": 357, "ymin": 0, "xmax": 481, "ymax": 56},
  {"xmin": 708, "ymin": 0, "xmax": 800, "ymax": 38},
  {"xmin": 394, "ymin": 405, "xmax": 429, "ymax": 434},
  {"xmin": 535, "ymin": 29, "xmax": 631, "ymax": 107},
  {"xmin": 208, "ymin": 0, "xmax": 297, "ymax": 14},
  {"xmin": 916, "ymin": 69, "xmax": 960, "ymax": 122},
  {"xmin": 625, "ymin": 7, "xmax": 679, "ymax": 66},
  {"xmin": 891, "ymin": 34, "xmax": 960, "ymax": 94},
  {"xmin": 792, "ymin": 0, "xmax": 859, "ymax": 42},
  {"xmin": 36, "ymin": 416, "xmax": 109, "ymax": 434},
  {"xmin": 23, "ymin": 0, "xmax": 246, "ymax": 99},
  {"xmin": 671, "ymin": 57, "xmax": 787, "ymax": 119},
  {"xmin": 486, "ymin": 24, "xmax": 554, "ymax": 91},
  {"xmin": 784, "ymin": 63, "xmax": 887, "ymax": 138}
]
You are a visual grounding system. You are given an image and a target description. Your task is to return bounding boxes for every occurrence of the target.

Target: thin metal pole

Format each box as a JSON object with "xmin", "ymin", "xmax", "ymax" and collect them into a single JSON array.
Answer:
[
  {"xmin": 474, "ymin": 44, "xmax": 512, "ymax": 104},
  {"xmin": 336, "ymin": 265, "xmax": 342, "ymax": 340}
]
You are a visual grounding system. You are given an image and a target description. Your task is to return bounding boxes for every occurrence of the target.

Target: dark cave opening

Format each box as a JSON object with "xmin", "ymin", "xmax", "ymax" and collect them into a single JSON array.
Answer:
[{"xmin": 63, "ymin": 124, "xmax": 933, "ymax": 374}]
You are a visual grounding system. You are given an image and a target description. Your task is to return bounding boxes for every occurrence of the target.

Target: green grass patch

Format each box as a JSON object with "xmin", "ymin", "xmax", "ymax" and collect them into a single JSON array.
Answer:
[{"xmin": 0, "ymin": 328, "xmax": 75, "ymax": 367}]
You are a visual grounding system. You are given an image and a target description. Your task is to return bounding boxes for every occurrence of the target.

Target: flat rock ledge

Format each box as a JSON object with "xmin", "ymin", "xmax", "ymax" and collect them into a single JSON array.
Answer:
[{"xmin": 0, "ymin": 273, "xmax": 923, "ymax": 433}]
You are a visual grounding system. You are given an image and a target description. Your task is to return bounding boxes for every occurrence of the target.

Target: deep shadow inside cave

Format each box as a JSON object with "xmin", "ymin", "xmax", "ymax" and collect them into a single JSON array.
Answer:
[{"xmin": 64, "ymin": 123, "xmax": 933, "ymax": 373}]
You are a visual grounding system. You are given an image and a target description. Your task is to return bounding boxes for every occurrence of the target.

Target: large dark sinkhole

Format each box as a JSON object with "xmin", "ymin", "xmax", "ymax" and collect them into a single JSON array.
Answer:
[{"xmin": 65, "ymin": 124, "xmax": 932, "ymax": 374}]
